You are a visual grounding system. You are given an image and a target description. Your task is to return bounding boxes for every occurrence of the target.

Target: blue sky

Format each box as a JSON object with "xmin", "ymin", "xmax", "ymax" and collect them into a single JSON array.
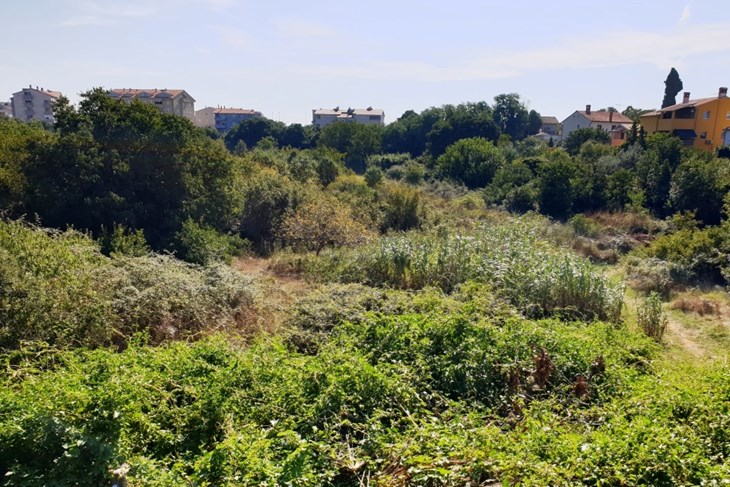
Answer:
[{"xmin": 2, "ymin": 0, "xmax": 729, "ymax": 124}]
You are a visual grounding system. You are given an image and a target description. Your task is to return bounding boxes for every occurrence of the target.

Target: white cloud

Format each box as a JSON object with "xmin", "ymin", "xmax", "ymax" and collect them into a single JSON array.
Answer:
[
  {"xmin": 60, "ymin": 0, "xmax": 159, "ymax": 26},
  {"xmin": 273, "ymin": 18, "xmax": 338, "ymax": 39},
  {"xmin": 272, "ymin": 22, "xmax": 730, "ymax": 82},
  {"xmin": 679, "ymin": 4, "xmax": 691, "ymax": 24},
  {"xmin": 213, "ymin": 26, "xmax": 251, "ymax": 50},
  {"xmin": 60, "ymin": 0, "xmax": 233, "ymax": 26}
]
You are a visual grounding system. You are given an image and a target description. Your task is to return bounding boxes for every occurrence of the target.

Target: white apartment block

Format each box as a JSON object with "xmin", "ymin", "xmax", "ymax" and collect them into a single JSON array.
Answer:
[
  {"xmin": 312, "ymin": 106, "xmax": 385, "ymax": 128},
  {"xmin": 11, "ymin": 86, "xmax": 63, "ymax": 123},
  {"xmin": 109, "ymin": 89, "xmax": 196, "ymax": 122}
]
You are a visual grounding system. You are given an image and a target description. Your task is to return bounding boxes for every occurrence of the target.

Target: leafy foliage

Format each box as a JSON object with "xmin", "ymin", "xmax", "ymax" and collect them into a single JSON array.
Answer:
[
  {"xmin": 309, "ymin": 219, "xmax": 624, "ymax": 322},
  {"xmin": 637, "ymin": 292, "xmax": 668, "ymax": 341},
  {"xmin": 437, "ymin": 137, "xmax": 505, "ymax": 188},
  {"xmin": 278, "ymin": 196, "xmax": 372, "ymax": 255},
  {"xmin": 0, "ymin": 220, "xmax": 258, "ymax": 350}
]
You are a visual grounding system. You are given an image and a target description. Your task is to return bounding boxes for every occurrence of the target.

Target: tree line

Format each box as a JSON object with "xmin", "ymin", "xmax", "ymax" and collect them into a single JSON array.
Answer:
[{"xmin": 1, "ymin": 87, "xmax": 728, "ymax": 264}]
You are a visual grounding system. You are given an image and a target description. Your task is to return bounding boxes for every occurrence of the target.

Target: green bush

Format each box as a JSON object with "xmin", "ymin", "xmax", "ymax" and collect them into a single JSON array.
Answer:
[
  {"xmin": 99, "ymin": 224, "xmax": 150, "ymax": 257},
  {"xmin": 0, "ymin": 220, "xmax": 258, "ymax": 350},
  {"xmin": 8, "ymin": 321, "xmax": 727, "ymax": 486},
  {"xmin": 174, "ymin": 219, "xmax": 250, "ymax": 265},
  {"xmin": 379, "ymin": 183, "xmax": 423, "ymax": 232},
  {"xmin": 568, "ymin": 213, "xmax": 600, "ymax": 238},
  {"xmin": 642, "ymin": 225, "xmax": 730, "ymax": 284}
]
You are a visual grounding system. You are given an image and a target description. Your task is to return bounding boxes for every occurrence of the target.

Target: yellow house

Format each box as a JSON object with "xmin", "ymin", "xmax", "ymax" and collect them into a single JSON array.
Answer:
[{"xmin": 640, "ymin": 87, "xmax": 730, "ymax": 151}]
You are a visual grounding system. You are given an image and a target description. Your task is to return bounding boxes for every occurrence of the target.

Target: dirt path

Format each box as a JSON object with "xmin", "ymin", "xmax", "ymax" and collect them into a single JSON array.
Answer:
[
  {"xmin": 234, "ymin": 257, "xmax": 312, "ymax": 330},
  {"xmin": 624, "ymin": 291, "xmax": 712, "ymax": 360},
  {"xmin": 664, "ymin": 317, "xmax": 707, "ymax": 359}
]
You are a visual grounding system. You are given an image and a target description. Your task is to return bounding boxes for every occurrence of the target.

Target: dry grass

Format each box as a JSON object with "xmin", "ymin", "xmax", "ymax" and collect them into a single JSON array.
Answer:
[
  {"xmin": 572, "ymin": 237, "xmax": 618, "ymax": 264},
  {"xmin": 670, "ymin": 295, "xmax": 721, "ymax": 317},
  {"xmin": 586, "ymin": 211, "xmax": 665, "ymax": 236}
]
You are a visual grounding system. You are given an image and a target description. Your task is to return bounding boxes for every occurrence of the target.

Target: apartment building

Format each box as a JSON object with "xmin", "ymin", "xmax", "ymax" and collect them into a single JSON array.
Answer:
[
  {"xmin": 0, "ymin": 101, "xmax": 12, "ymax": 118},
  {"xmin": 109, "ymin": 88, "xmax": 196, "ymax": 121},
  {"xmin": 195, "ymin": 106, "xmax": 262, "ymax": 133},
  {"xmin": 11, "ymin": 86, "xmax": 63, "ymax": 123},
  {"xmin": 639, "ymin": 88, "xmax": 730, "ymax": 151},
  {"xmin": 312, "ymin": 106, "xmax": 384, "ymax": 128}
]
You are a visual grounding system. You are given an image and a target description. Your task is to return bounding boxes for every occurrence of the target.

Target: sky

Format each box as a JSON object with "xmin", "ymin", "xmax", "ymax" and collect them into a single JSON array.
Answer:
[{"xmin": 2, "ymin": 0, "xmax": 730, "ymax": 125}]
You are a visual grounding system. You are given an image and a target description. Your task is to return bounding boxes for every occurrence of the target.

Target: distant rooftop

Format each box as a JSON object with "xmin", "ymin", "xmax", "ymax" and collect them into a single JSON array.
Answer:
[
  {"xmin": 579, "ymin": 111, "xmax": 632, "ymax": 124},
  {"xmin": 203, "ymin": 107, "xmax": 261, "ymax": 115},
  {"xmin": 541, "ymin": 116, "xmax": 559, "ymax": 125},
  {"xmin": 14, "ymin": 86, "xmax": 62, "ymax": 99},
  {"xmin": 109, "ymin": 88, "xmax": 195, "ymax": 102},
  {"xmin": 313, "ymin": 106, "xmax": 384, "ymax": 117}
]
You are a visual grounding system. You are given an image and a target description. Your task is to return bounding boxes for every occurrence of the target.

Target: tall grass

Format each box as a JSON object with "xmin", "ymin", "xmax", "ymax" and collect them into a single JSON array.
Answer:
[
  {"xmin": 310, "ymin": 219, "xmax": 624, "ymax": 322},
  {"xmin": 637, "ymin": 292, "xmax": 668, "ymax": 341}
]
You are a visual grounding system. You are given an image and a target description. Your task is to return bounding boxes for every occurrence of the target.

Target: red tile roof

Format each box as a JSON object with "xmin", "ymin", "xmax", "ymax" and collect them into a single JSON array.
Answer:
[{"xmin": 579, "ymin": 111, "xmax": 632, "ymax": 123}]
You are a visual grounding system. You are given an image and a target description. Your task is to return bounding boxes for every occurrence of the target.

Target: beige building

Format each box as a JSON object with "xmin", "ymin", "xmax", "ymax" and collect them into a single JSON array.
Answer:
[
  {"xmin": 109, "ymin": 89, "xmax": 195, "ymax": 121},
  {"xmin": 11, "ymin": 86, "xmax": 63, "ymax": 123},
  {"xmin": 195, "ymin": 107, "xmax": 262, "ymax": 132},
  {"xmin": 312, "ymin": 106, "xmax": 384, "ymax": 128}
]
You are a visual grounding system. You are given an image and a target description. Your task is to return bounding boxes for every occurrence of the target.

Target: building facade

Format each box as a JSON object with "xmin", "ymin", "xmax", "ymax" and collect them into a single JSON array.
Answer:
[
  {"xmin": 312, "ymin": 107, "xmax": 384, "ymax": 128},
  {"xmin": 561, "ymin": 105, "xmax": 632, "ymax": 141},
  {"xmin": 540, "ymin": 116, "xmax": 560, "ymax": 136},
  {"xmin": 639, "ymin": 88, "xmax": 730, "ymax": 151},
  {"xmin": 195, "ymin": 107, "xmax": 262, "ymax": 133},
  {"xmin": 0, "ymin": 101, "xmax": 12, "ymax": 118},
  {"xmin": 11, "ymin": 86, "xmax": 63, "ymax": 123},
  {"xmin": 109, "ymin": 89, "xmax": 195, "ymax": 121}
]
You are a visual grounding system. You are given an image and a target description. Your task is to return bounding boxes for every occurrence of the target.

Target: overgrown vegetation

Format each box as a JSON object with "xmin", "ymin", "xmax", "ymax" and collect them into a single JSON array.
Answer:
[
  {"xmin": 0, "ymin": 220, "xmax": 259, "ymax": 349},
  {"xmin": 306, "ymin": 219, "xmax": 624, "ymax": 322},
  {"xmin": 1, "ymin": 88, "xmax": 730, "ymax": 485}
]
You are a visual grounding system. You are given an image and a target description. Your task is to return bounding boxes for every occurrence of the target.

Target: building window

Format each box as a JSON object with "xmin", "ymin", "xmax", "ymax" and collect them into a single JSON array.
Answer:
[
  {"xmin": 662, "ymin": 111, "xmax": 672, "ymax": 119},
  {"xmin": 700, "ymin": 131, "xmax": 707, "ymax": 139},
  {"xmin": 369, "ymin": 115, "xmax": 380, "ymax": 121},
  {"xmin": 703, "ymin": 110, "xmax": 711, "ymax": 120},
  {"xmin": 596, "ymin": 124, "xmax": 602, "ymax": 130},
  {"xmin": 726, "ymin": 112, "xmax": 730, "ymax": 120}
]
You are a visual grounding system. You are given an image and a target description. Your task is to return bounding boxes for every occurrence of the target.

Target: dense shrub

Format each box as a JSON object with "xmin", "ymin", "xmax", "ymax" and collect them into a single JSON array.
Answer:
[
  {"xmin": 173, "ymin": 219, "xmax": 250, "ymax": 265},
  {"xmin": 436, "ymin": 137, "xmax": 505, "ymax": 188},
  {"xmin": 309, "ymin": 220, "xmax": 624, "ymax": 322},
  {"xmin": 0, "ymin": 220, "xmax": 258, "ymax": 350},
  {"xmin": 641, "ymin": 225, "xmax": 730, "ymax": 284},
  {"xmin": 4, "ymin": 321, "xmax": 725, "ymax": 486},
  {"xmin": 238, "ymin": 170, "xmax": 303, "ymax": 251},
  {"xmin": 379, "ymin": 183, "xmax": 424, "ymax": 232}
]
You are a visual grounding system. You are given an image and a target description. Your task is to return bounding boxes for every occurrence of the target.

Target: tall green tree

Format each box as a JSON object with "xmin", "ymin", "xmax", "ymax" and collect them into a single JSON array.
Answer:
[
  {"xmin": 436, "ymin": 137, "xmax": 505, "ymax": 188},
  {"xmin": 23, "ymin": 88, "xmax": 241, "ymax": 249},
  {"xmin": 537, "ymin": 156, "xmax": 578, "ymax": 219},
  {"xmin": 318, "ymin": 122, "xmax": 382, "ymax": 173},
  {"xmin": 224, "ymin": 117, "xmax": 286, "ymax": 152},
  {"xmin": 492, "ymin": 93, "xmax": 531, "ymax": 141},
  {"xmin": 662, "ymin": 68, "xmax": 684, "ymax": 108}
]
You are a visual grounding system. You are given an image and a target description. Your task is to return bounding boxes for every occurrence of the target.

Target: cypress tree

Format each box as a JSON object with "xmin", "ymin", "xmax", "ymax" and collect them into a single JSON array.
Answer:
[{"xmin": 662, "ymin": 68, "xmax": 684, "ymax": 108}]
